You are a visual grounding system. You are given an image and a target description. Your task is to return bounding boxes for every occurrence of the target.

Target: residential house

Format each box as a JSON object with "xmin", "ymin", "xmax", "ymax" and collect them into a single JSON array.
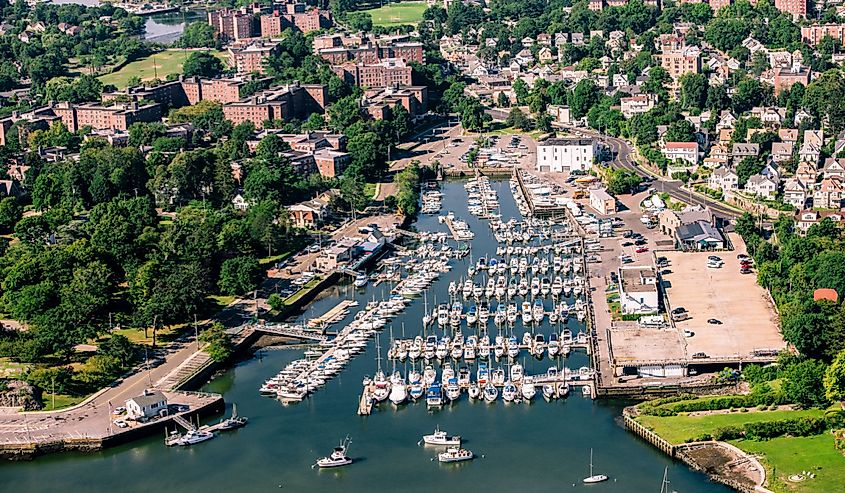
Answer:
[
  {"xmin": 708, "ymin": 166, "xmax": 739, "ymax": 191},
  {"xmin": 716, "ymin": 110, "xmax": 737, "ymax": 130},
  {"xmin": 771, "ymin": 141, "xmax": 794, "ymax": 163},
  {"xmin": 538, "ymin": 47, "xmax": 554, "ymax": 64},
  {"xmin": 289, "ymin": 198, "xmax": 330, "ymax": 228},
  {"xmin": 813, "ymin": 177, "xmax": 845, "ymax": 209},
  {"xmin": 795, "ymin": 210, "xmax": 844, "ymax": 235},
  {"xmin": 620, "ymin": 94, "xmax": 656, "ymax": 118},
  {"xmin": 751, "ymin": 106, "xmax": 786, "ymax": 128},
  {"xmin": 821, "ymin": 158, "xmax": 845, "ymax": 179},
  {"xmin": 799, "ymin": 140, "xmax": 821, "ymax": 165},
  {"xmin": 795, "ymin": 161, "xmax": 818, "ymax": 186},
  {"xmin": 794, "ymin": 108, "xmax": 812, "ymax": 127},
  {"xmin": 125, "ymin": 390, "xmax": 167, "ymax": 420},
  {"xmin": 709, "ymin": 142, "xmax": 730, "ymax": 162},
  {"xmin": 676, "ymin": 220, "xmax": 726, "ymax": 250},
  {"xmin": 805, "ymin": 129, "xmax": 824, "ymax": 147},
  {"xmin": 835, "ymin": 130, "xmax": 845, "ymax": 156},
  {"xmin": 232, "ymin": 193, "xmax": 252, "ymax": 211},
  {"xmin": 745, "ymin": 174, "xmax": 779, "ymax": 200},
  {"xmin": 779, "ymin": 128, "xmax": 799, "ymax": 143},
  {"xmin": 732, "ymin": 143, "xmax": 760, "ymax": 163},
  {"xmin": 663, "ymin": 142, "xmax": 699, "ymax": 171},
  {"xmin": 783, "ymin": 177, "xmax": 809, "ymax": 209}
]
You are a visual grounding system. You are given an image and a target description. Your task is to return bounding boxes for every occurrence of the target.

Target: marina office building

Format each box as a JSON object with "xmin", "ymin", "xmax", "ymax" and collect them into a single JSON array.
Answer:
[{"xmin": 536, "ymin": 137, "xmax": 597, "ymax": 173}]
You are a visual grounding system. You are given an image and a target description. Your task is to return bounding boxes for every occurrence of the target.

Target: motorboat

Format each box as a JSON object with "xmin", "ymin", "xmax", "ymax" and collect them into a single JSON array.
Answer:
[
  {"xmin": 446, "ymin": 377, "xmax": 461, "ymax": 401},
  {"xmin": 521, "ymin": 301, "xmax": 533, "ymax": 325},
  {"xmin": 457, "ymin": 366, "xmax": 471, "ymax": 386},
  {"xmin": 438, "ymin": 447, "xmax": 474, "ymax": 463},
  {"xmin": 467, "ymin": 383, "xmax": 480, "ymax": 399},
  {"xmin": 165, "ymin": 428, "xmax": 214, "ymax": 446},
  {"xmin": 532, "ymin": 299, "xmax": 545, "ymax": 323},
  {"xmin": 316, "ymin": 436, "xmax": 353, "ymax": 468},
  {"xmin": 423, "ymin": 365, "xmax": 437, "ymax": 386},
  {"xmin": 532, "ymin": 333, "xmax": 546, "ymax": 358},
  {"xmin": 426, "ymin": 382, "xmax": 443, "ymax": 408},
  {"xmin": 215, "ymin": 403, "xmax": 248, "ymax": 431},
  {"xmin": 491, "ymin": 367, "xmax": 506, "ymax": 386},
  {"xmin": 502, "ymin": 381, "xmax": 518, "ymax": 402},
  {"xmin": 483, "ymin": 382, "xmax": 498, "ymax": 402},
  {"xmin": 477, "ymin": 363, "xmax": 489, "ymax": 386},
  {"xmin": 582, "ymin": 448, "xmax": 608, "ymax": 483},
  {"xmin": 521, "ymin": 377, "xmax": 536, "ymax": 401},
  {"xmin": 353, "ymin": 273, "xmax": 369, "ymax": 288},
  {"xmin": 389, "ymin": 372, "xmax": 407, "ymax": 405},
  {"xmin": 466, "ymin": 305, "xmax": 478, "ymax": 325},
  {"xmin": 542, "ymin": 383, "xmax": 556, "ymax": 401},
  {"xmin": 510, "ymin": 362, "xmax": 524, "ymax": 382},
  {"xmin": 422, "ymin": 426, "xmax": 461, "ymax": 446},
  {"xmin": 547, "ymin": 333, "xmax": 560, "ymax": 358},
  {"xmin": 507, "ymin": 335, "xmax": 520, "ymax": 359}
]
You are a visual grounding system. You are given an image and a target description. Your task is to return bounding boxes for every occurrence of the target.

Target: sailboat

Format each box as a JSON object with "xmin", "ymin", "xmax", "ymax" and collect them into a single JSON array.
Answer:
[
  {"xmin": 582, "ymin": 448, "xmax": 609, "ymax": 484},
  {"xmin": 659, "ymin": 466, "xmax": 677, "ymax": 493}
]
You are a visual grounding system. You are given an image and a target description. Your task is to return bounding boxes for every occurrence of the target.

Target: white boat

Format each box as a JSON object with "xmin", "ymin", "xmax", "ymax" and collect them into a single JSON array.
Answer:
[
  {"xmin": 521, "ymin": 377, "xmax": 536, "ymax": 401},
  {"xmin": 353, "ymin": 273, "xmax": 369, "ymax": 287},
  {"xmin": 427, "ymin": 383, "xmax": 443, "ymax": 408},
  {"xmin": 446, "ymin": 377, "xmax": 461, "ymax": 401},
  {"xmin": 582, "ymin": 448, "xmax": 608, "ymax": 483},
  {"xmin": 468, "ymin": 383, "xmax": 480, "ymax": 399},
  {"xmin": 542, "ymin": 384, "xmax": 556, "ymax": 401},
  {"xmin": 510, "ymin": 362, "xmax": 524, "ymax": 382},
  {"xmin": 422, "ymin": 426, "xmax": 461, "ymax": 446},
  {"xmin": 316, "ymin": 436, "xmax": 353, "ymax": 468},
  {"xmin": 165, "ymin": 428, "xmax": 215, "ymax": 446},
  {"xmin": 491, "ymin": 367, "xmax": 506, "ymax": 386},
  {"xmin": 502, "ymin": 381, "xmax": 518, "ymax": 402},
  {"xmin": 389, "ymin": 372, "xmax": 407, "ymax": 405},
  {"xmin": 438, "ymin": 447, "xmax": 474, "ymax": 463},
  {"xmin": 483, "ymin": 382, "xmax": 498, "ymax": 402}
]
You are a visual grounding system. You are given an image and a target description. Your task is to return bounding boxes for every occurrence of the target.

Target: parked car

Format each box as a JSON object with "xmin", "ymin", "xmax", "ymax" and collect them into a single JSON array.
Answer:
[
  {"xmin": 114, "ymin": 419, "xmax": 129, "ymax": 428},
  {"xmin": 684, "ymin": 330, "xmax": 695, "ymax": 337},
  {"xmin": 691, "ymin": 352, "xmax": 709, "ymax": 359},
  {"xmin": 635, "ymin": 247, "xmax": 649, "ymax": 253},
  {"xmin": 622, "ymin": 241, "xmax": 634, "ymax": 247},
  {"xmin": 740, "ymin": 268, "xmax": 752, "ymax": 274},
  {"xmin": 634, "ymin": 239, "xmax": 647, "ymax": 246},
  {"xmin": 112, "ymin": 406, "xmax": 126, "ymax": 415},
  {"xmin": 707, "ymin": 318, "xmax": 722, "ymax": 325}
]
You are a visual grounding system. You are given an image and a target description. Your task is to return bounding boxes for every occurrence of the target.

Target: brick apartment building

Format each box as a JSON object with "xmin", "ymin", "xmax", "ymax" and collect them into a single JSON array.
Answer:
[
  {"xmin": 222, "ymin": 82, "xmax": 328, "ymax": 127},
  {"xmin": 102, "ymin": 76, "xmax": 273, "ymax": 108},
  {"xmin": 332, "ymin": 58, "xmax": 413, "ymax": 88},
  {"xmin": 361, "ymin": 85, "xmax": 428, "ymax": 120},
  {"xmin": 260, "ymin": 3, "xmax": 332, "ymax": 36},
  {"xmin": 658, "ymin": 49, "xmax": 701, "ymax": 80},
  {"xmin": 775, "ymin": 0, "xmax": 806, "ymax": 18},
  {"xmin": 208, "ymin": 7, "xmax": 258, "ymax": 41},
  {"xmin": 317, "ymin": 40, "xmax": 424, "ymax": 65},
  {"xmin": 228, "ymin": 41, "xmax": 280, "ymax": 74},
  {"xmin": 801, "ymin": 24, "xmax": 845, "ymax": 46},
  {"xmin": 51, "ymin": 101, "xmax": 161, "ymax": 133},
  {"xmin": 774, "ymin": 63, "xmax": 811, "ymax": 95}
]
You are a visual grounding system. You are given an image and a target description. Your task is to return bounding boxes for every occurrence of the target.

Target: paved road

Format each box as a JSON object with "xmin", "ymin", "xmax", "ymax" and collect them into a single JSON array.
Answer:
[{"xmin": 567, "ymin": 127, "xmax": 743, "ymax": 221}]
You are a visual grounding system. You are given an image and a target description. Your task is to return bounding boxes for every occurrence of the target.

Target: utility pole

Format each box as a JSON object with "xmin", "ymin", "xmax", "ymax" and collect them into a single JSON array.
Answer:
[{"xmin": 194, "ymin": 314, "xmax": 199, "ymax": 351}]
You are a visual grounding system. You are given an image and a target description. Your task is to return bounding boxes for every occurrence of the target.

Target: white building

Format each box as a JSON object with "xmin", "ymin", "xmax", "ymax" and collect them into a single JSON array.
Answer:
[
  {"xmin": 589, "ymin": 188, "xmax": 617, "ymax": 214},
  {"xmin": 536, "ymin": 137, "xmax": 596, "ymax": 173},
  {"xmin": 620, "ymin": 94, "xmax": 656, "ymax": 118},
  {"xmin": 125, "ymin": 389, "xmax": 168, "ymax": 420},
  {"xmin": 662, "ymin": 142, "xmax": 699, "ymax": 168},
  {"xmin": 618, "ymin": 266, "xmax": 659, "ymax": 314}
]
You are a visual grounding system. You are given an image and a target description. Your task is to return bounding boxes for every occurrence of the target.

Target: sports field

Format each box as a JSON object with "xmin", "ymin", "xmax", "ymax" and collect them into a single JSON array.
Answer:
[
  {"xmin": 362, "ymin": 1, "xmax": 427, "ymax": 27},
  {"xmin": 98, "ymin": 49, "xmax": 227, "ymax": 88}
]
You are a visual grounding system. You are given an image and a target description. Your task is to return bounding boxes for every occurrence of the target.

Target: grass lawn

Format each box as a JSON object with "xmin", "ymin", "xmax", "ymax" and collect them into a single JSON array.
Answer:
[
  {"xmin": 283, "ymin": 277, "xmax": 322, "ymax": 306},
  {"xmin": 362, "ymin": 1, "xmax": 427, "ymax": 27},
  {"xmin": 0, "ymin": 358, "xmax": 28, "ymax": 378},
  {"xmin": 636, "ymin": 408, "xmax": 826, "ymax": 444},
  {"xmin": 39, "ymin": 393, "xmax": 86, "ymax": 411},
  {"xmin": 730, "ymin": 435, "xmax": 845, "ymax": 493},
  {"xmin": 98, "ymin": 49, "xmax": 227, "ymax": 88},
  {"xmin": 364, "ymin": 182, "xmax": 377, "ymax": 200}
]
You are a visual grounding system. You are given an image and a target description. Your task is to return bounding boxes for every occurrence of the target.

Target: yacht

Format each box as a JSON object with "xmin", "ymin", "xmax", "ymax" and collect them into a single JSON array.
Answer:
[
  {"xmin": 532, "ymin": 299, "xmax": 545, "ymax": 323},
  {"xmin": 215, "ymin": 403, "xmax": 248, "ymax": 431},
  {"xmin": 507, "ymin": 335, "xmax": 520, "ymax": 359},
  {"xmin": 532, "ymin": 333, "xmax": 546, "ymax": 358},
  {"xmin": 477, "ymin": 363, "xmax": 489, "ymax": 386},
  {"xmin": 510, "ymin": 362, "xmax": 524, "ymax": 382},
  {"xmin": 389, "ymin": 372, "xmax": 407, "ymax": 405},
  {"xmin": 445, "ymin": 377, "xmax": 461, "ymax": 401},
  {"xmin": 502, "ymin": 381, "xmax": 518, "ymax": 402},
  {"xmin": 422, "ymin": 426, "xmax": 461, "ymax": 446},
  {"xmin": 466, "ymin": 305, "xmax": 478, "ymax": 325},
  {"xmin": 372, "ymin": 372, "xmax": 390, "ymax": 402},
  {"xmin": 353, "ymin": 273, "xmax": 369, "ymax": 288},
  {"xmin": 437, "ymin": 304, "xmax": 449, "ymax": 326},
  {"xmin": 491, "ymin": 367, "xmax": 506, "ymax": 386},
  {"xmin": 423, "ymin": 365, "xmax": 437, "ymax": 386},
  {"xmin": 165, "ymin": 428, "xmax": 214, "ymax": 447},
  {"xmin": 547, "ymin": 333, "xmax": 560, "ymax": 358},
  {"xmin": 507, "ymin": 277, "xmax": 518, "ymax": 298},
  {"xmin": 506, "ymin": 303, "xmax": 518, "ymax": 324},
  {"xmin": 521, "ymin": 376, "xmax": 536, "ymax": 401},
  {"xmin": 409, "ymin": 380, "xmax": 424, "ymax": 401},
  {"xmin": 540, "ymin": 277, "xmax": 551, "ymax": 297},
  {"xmin": 426, "ymin": 382, "xmax": 443, "ymax": 408},
  {"xmin": 316, "ymin": 436, "xmax": 353, "ymax": 468},
  {"xmin": 542, "ymin": 383, "xmax": 556, "ymax": 401},
  {"xmin": 582, "ymin": 448, "xmax": 609, "ymax": 483},
  {"xmin": 551, "ymin": 276, "xmax": 563, "ymax": 297},
  {"xmin": 521, "ymin": 301, "xmax": 533, "ymax": 325},
  {"xmin": 438, "ymin": 447, "xmax": 474, "ymax": 463},
  {"xmin": 424, "ymin": 336, "xmax": 437, "ymax": 360},
  {"xmin": 467, "ymin": 383, "xmax": 480, "ymax": 400},
  {"xmin": 483, "ymin": 382, "xmax": 499, "ymax": 402},
  {"xmin": 478, "ymin": 302, "xmax": 490, "ymax": 325},
  {"xmin": 458, "ymin": 366, "xmax": 471, "ymax": 386}
]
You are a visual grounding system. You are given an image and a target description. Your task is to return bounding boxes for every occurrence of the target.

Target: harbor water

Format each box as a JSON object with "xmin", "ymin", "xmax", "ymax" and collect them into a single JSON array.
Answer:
[{"xmin": 0, "ymin": 180, "xmax": 732, "ymax": 492}]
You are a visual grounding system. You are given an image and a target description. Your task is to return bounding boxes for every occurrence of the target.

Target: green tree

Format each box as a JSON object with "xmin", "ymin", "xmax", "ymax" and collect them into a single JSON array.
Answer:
[
  {"xmin": 340, "ymin": 175, "xmax": 367, "ymax": 212},
  {"xmin": 177, "ymin": 22, "xmax": 217, "ymax": 48},
  {"xmin": 678, "ymin": 73, "xmax": 708, "ymax": 111},
  {"xmin": 824, "ymin": 349, "xmax": 845, "ymax": 402},
  {"xmin": 568, "ymin": 80, "xmax": 601, "ymax": 120},
  {"xmin": 199, "ymin": 322, "xmax": 233, "ymax": 363},
  {"xmin": 783, "ymin": 359, "xmax": 829, "ymax": 408},
  {"xmin": 0, "ymin": 197, "xmax": 22, "ymax": 233},
  {"xmin": 346, "ymin": 12, "xmax": 373, "ymax": 31},
  {"xmin": 182, "ymin": 52, "xmax": 225, "ymax": 79},
  {"xmin": 664, "ymin": 119, "xmax": 695, "ymax": 142},
  {"xmin": 218, "ymin": 256, "xmax": 261, "ymax": 295},
  {"xmin": 506, "ymin": 107, "xmax": 531, "ymax": 130}
]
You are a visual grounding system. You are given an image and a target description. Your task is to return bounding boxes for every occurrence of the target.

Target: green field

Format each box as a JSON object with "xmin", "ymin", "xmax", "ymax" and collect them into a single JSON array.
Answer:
[
  {"xmin": 635, "ymin": 408, "xmax": 825, "ymax": 444},
  {"xmin": 362, "ymin": 1, "xmax": 427, "ymax": 27},
  {"xmin": 39, "ymin": 393, "xmax": 86, "ymax": 411},
  {"xmin": 98, "ymin": 49, "xmax": 227, "ymax": 89},
  {"xmin": 730, "ymin": 435, "xmax": 845, "ymax": 493}
]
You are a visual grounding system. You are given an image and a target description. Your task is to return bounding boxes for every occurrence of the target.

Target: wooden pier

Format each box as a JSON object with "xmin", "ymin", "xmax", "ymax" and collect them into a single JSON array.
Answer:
[{"xmin": 306, "ymin": 300, "xmax": 356, "ymax": 329}]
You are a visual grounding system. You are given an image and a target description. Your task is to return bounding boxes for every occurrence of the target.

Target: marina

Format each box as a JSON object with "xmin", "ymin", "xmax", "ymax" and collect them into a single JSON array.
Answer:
[{"xmin": 2, "ymin": 178, "xmax": 733, "ymax": 493}]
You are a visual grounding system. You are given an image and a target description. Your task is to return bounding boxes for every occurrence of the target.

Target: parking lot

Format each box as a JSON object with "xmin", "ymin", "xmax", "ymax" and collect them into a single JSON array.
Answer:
[{"xmin": 661, "ymin": 233, "xmax": 785, "ymax": 360}]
